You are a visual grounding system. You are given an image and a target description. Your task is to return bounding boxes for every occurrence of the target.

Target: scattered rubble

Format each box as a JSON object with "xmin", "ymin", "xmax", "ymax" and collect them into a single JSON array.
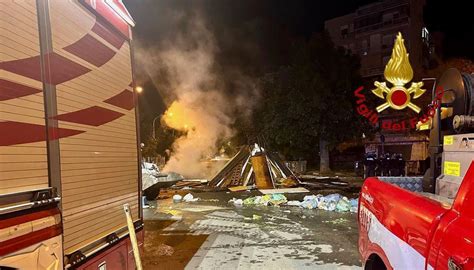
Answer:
[
  {"xmin": 156, "ymin": 244, "xmax": 175, "ymax": 256},
  {"xmin": 173, "ymin": 194, "xmax": 182, "ymax": 202},
  {"xmin": 259, "ymin": 187, "xmax": 309, "ymax": 194},
  {"xmin": 315, "ymin": 244, "xmax": 333, "ymax": 254},
  {"xmin": 286, "ymin": 200, "xmax": 302, "ymax": 206},
  {"xmin": 323, "ymin": 218, "xmax": 348, "ymax": 225},
  {"xmin": 227, "ymin": 193, "xmax": 358, "ymax": 213},
  {"xmin": 228, "ymin": 198, "xmax": 243, "ymax": 206},
  {"xmin": 208, "ymin": 144, "xmax": 300, "ymax": 189},
  {"xmin": 297, "ymin": 194, "xmax": 358, "ymax": 213},
  {"xmin": 142, "ymin": 162, "xmax": 184, "ymax": 200},
  {"xmin": 228, "ymin": 186, "xmax": 251, "ymax": 192},
  {"xmin": 242, "ymin": 194, "xmax": 288, "ymax": 206},
  {"xmin": 183, "ymin": 193, "xmax": 199, "ymax": 202},
  {"xmin": 173, "ymin": 193, "xmax": 200, "ymax": 203}
]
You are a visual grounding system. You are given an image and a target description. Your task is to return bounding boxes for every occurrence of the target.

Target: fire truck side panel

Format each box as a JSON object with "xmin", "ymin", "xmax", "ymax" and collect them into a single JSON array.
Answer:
[
  {"xmin": 0, "ymin": 0, "xmax": 49, "ymax": 194},
  {"xmin": 1, "ymin": 0, "xmax": 141, "ymax": 268},
  {"xmin": 76, "ymin": 229, "xmax": 144, "ymax": 270},
  {"xmin": 45, "ymin": 0, "xmax": 139, "ymax": 255},
  {"xmin": 434, "ymin": 162, "xmax": 474, "ymax": 269},
  {"xmin": 0, "ymin": 235, "xmax": 63, "ymax": 269},
  {"xmin": 358, "ymin": 179, "xmax": 447, "ymax": 269}
]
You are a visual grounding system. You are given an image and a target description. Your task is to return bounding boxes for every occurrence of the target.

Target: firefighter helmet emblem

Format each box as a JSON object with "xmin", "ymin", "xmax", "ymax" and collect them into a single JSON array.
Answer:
[{"xmin": 372, "ymin": 32, "xmax": 425, "ymax": 113}]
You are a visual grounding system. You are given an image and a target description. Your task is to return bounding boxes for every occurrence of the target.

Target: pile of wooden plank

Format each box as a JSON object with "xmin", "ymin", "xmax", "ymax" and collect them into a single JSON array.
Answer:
[{"xmin": 208, "ymin": 144, "xmax": 299, "ymax": 188}]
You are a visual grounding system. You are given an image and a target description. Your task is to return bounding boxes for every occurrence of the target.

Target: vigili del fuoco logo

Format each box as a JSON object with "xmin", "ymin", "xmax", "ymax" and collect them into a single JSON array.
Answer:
[{"xmin": 354, "ymin": 32, "xmax": 443, "ymax": 131}]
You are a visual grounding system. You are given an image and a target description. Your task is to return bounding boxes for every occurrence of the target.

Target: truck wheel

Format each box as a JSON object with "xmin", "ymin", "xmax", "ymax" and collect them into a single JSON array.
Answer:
[{"xmin": 365, "ymin": 254, "xmax": 386, "ymax": 270}]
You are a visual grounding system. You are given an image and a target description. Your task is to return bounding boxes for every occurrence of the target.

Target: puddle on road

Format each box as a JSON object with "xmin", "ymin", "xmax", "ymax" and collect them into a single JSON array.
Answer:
[{"xmin": 143, "ymin": 197, "xmax": 362, "ymax": 269}]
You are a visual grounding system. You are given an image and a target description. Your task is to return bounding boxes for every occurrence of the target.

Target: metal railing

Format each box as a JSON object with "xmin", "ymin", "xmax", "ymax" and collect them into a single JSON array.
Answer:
[{"xmin": 354, "ymin": 16, "xmax": 409, "ymax": 34}]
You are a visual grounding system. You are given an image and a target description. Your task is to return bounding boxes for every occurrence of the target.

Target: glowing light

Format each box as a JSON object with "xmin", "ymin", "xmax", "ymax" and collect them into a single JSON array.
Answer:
[
  {"xmin": 135, "ymin": 86, "xmax": 143, "ymax": 93},
  {"xmin": 162, "ymin": 101, "xmax": 197, "ymax": 132}
]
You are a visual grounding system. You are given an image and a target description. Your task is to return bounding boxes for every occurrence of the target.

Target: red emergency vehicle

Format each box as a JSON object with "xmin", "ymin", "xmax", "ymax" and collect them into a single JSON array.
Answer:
[
  {"xmin": 358, "ymin": 69, "xmax": 474, "ymax": 269},
  {"xmin": 0, "ymin": 0, "xmax": 143, "ymax": 269}
]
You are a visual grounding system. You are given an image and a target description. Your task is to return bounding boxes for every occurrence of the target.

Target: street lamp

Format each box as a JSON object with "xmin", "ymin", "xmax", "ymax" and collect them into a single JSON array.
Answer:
[
  {"xmin": 152, "ymin": 115, "xmax": 161, "ymax": 140},
  {"xmin": 135, "ymin": 86, "xmax": 143, "ymax": 93}
]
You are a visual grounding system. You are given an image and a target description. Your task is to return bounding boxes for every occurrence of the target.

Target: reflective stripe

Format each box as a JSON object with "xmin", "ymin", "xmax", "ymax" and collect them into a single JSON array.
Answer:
[
  {"xmin": 0, "ymin": 214, "xmax": 60, "ymax": 242},
  {"xmin": 362, "ymin": 205, "xmax": 434, "ymax": 269}
]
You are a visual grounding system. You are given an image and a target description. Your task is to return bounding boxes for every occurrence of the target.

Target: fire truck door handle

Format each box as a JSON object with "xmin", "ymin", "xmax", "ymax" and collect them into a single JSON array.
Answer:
[{"xmin": 448, "ymin": 257, "xmax": 462, "ymax": 270}]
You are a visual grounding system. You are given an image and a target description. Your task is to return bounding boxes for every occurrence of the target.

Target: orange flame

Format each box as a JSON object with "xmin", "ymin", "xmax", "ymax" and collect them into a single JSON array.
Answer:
[{"xmin": 162, "ymin": 101, "xmax": 195, "ymax": 132}]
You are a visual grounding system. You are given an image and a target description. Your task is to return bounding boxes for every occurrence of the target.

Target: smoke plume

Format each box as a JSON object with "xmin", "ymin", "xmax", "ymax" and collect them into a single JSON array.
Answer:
[{"xmin": 135, "ymin": 14, "xmax": 258, "ymax": 178}]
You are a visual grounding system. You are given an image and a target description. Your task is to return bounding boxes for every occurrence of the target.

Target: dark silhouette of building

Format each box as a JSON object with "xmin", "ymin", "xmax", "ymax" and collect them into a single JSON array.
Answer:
[{"xmin": 325, "ymin": 0, "xmax": 430, "ymax": 79}]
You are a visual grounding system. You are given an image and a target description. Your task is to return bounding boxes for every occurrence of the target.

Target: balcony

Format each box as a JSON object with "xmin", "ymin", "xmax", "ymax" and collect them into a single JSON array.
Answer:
[
  {"xmin": 356, "ymin": 0, "xmax": 408, "ymax": 16},
  {"xmin": 354, "ymin": 16, "xmax": 410, "ymax": 35}
]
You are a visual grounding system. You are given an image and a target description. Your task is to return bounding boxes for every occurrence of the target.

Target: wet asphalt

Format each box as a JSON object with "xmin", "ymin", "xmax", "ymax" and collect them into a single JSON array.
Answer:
[{"xmin": 142, "ymin": 190, "xmax": 362, "ymax": 270}]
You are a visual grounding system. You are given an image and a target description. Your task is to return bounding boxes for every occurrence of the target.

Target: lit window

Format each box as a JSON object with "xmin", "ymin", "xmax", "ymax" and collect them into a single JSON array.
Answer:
[{"xmin": 422, "ymin": 27, "xmax": 429, "ymax": 40}]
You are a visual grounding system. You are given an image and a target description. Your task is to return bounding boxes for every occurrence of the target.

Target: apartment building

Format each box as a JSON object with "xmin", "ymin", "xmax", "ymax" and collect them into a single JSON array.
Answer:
[{"xmin": 325, "ymin": 0, "xmax": 430, "ymax": 79}]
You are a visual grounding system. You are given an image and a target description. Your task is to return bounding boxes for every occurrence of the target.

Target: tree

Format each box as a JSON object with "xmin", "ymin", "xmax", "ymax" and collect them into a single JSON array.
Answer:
[
  {"xmin": 141, "ymin": 118, "xmax": 181, "ymax": 160},
  {"xmin": 252, "ymin": 33, "xmax": 364, "ymax": 172}
]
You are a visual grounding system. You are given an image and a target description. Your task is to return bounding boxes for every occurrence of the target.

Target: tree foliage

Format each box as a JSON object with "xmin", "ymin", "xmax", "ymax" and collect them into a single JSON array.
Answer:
[
  {"xmin": 141, "ymin": 123, "xmax": 181, "ymax": 159},
  {"xmin": 251, "ymin": 33, "xmax": 365, "ymax": 163}
]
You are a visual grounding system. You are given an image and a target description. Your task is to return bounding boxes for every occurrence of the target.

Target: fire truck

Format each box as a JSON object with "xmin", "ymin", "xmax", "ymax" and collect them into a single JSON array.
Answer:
[
  {"xmin": 0, "ymin": 0, "xmax": 143, "ymax": 269},
  {"xmin": 358, "ymin": 68, "xmax": 474, "ymax": 269}
]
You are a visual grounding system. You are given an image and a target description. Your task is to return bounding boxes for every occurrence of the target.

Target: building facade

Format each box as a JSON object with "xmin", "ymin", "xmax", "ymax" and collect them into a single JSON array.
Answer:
[
  {"xmin": 325, "ymin": 0, "xmax": 429, "ymax": 79},
  {"xmin": 325, "ymin": 0, "xmax": 433, "ymax": 175}
]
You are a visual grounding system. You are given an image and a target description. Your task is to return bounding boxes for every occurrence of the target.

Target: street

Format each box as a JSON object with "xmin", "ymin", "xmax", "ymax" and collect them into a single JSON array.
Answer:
[
  {"xmin": 142, "ymin": 191, "xmax": 362, "ymax": 269},
  {"xmin": 3, "ymin": 0, "xmax": 471, "ymax": 269}
]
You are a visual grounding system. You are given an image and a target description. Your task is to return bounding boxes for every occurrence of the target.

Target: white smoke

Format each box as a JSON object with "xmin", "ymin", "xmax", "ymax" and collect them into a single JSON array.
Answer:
[{"xmin": 135, "ymin": 14, "xmax": 258, "ymax": 178}]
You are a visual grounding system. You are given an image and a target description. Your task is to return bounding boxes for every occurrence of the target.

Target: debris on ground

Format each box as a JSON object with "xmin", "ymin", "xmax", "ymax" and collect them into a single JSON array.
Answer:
[
  {"xmin": 142, "ymin": 164, "xmax": 184, "ymax": 190},
  {"xmin": 242, "ymin": 194, "xmax": 288, "ymax": 206},
  {"xmin": 228, "ymin": 198, "xmax": 243, "ymax": 206},
  {"xmin": 201, "ymin": 198, "xmax": 220, "ymax": 202},
  {"xmin": 300, "ymin": 179, "xmax": 350, "ymax": 190},
  {"xmin": 174, "ymin": 182, "xmax": 201, "ymax": 189},
  {"xmin": 315, "ymin": 244, "xmax": 333, "ymax": 254},
  {"xmin": 280, "ymin": 177, "xmax": 300, "ymax": 188},
  {"xmin": 286, "ymin": 200, "xmax": 302, "ymax": 206},
  {"xmin": 173, "ymin": 194, "xmax": 182, "ymax": 202},
  {"xmin": 159, "ymin": 209, "xmax": 183, "ymax": 220},
  {"xmin": 259, "ymin": 187, "xmax": 309, "ymax": 194},
  {"xmin": 227, "ymin": 192, "xmax": 358, "ymax": 213},
  {"xmin": 185, "ymin": 179, "xmax": 209, "ymax": 184},
  {"xmin": 208, "ymin": 144, "xmax": 300, "ymax": 189},
  {"xmin": 142, "ymin": 162, "xmax": 185, "ymax": 200},
  {"xmin": 349, "ymin": 198, "xmax": 358, "ymax": 212},
  {"xmin": 156, "ymin": 244, "xmax": 175, "ymax": 256},
  {"xmin": 323, "ymin": 218, "xmax": 348, "ymax": 225},
  {"xmin": 336, "ymin": 197, "xmax": 352, "ymax": 212},
  {"xmin": 295, "ymin": 194, "xmax": 358, "ymax": 213},
  {"xmin": 228, "ymin": 186, "xmax": 251, "ymax": 192},
  {"xmin": 143, "ymin": 193, "xmax": 362, "ymax": 269},
  {"xmin": 183, "ymin": 193, "xmax": 199, "ymax": 202},
  {"xmin": 162, "ymin": 209, "xmax": 181, "ymax": 216}
]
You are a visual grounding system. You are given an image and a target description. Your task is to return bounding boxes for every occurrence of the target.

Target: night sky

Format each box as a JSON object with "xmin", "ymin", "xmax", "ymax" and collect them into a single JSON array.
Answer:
[
  {"xmin": 124, "ymin": 0, "xmax": 473, "ymax": 60},
  {"xmin": 123, "ymin": 0, "xmax": 473, "ymax": 121}
]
